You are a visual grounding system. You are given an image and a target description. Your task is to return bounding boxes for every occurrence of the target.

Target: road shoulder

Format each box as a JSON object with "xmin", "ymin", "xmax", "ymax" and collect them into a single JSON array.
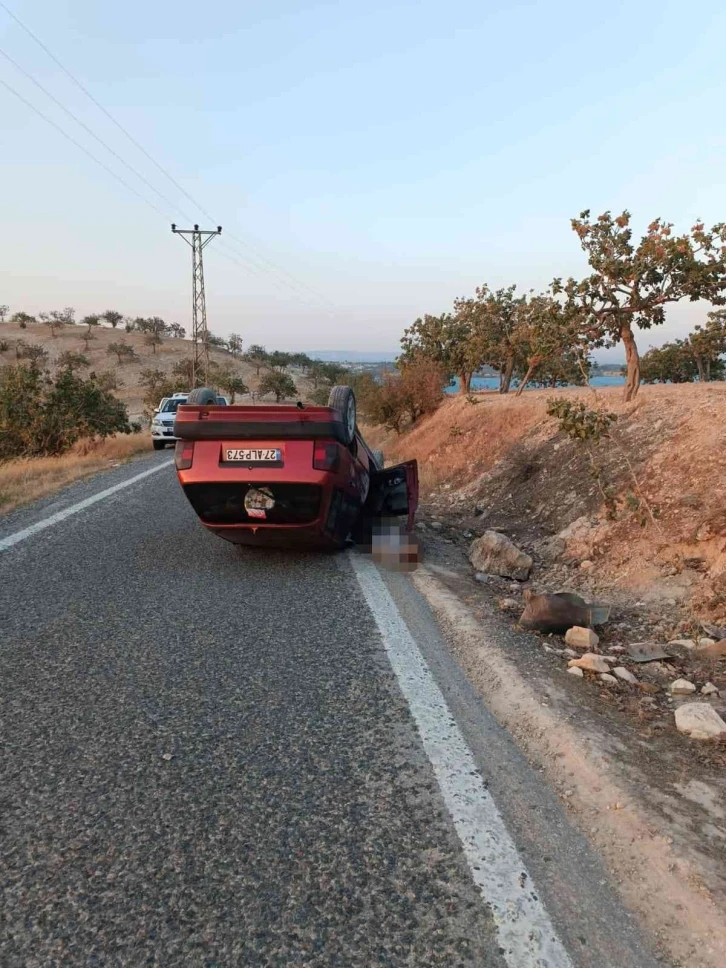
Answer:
[{"xmin": 405, "ymin": 560, "xmax": 726, "ymax": 968}]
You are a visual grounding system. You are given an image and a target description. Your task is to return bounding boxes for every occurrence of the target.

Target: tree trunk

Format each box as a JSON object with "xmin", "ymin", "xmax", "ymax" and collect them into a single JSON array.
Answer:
[
  {"xmin": 621, "ymin": 324, "xmax": 640, "ymax": 402},
  {"xmin": 695, "ymin": 357, "xmax": 705, "ymax": 382},
  {"xmin": 458, "ymin": 371, "xmax": 472, "ymax": 394},
  {"xmin": 705, "ymin": 360, "xmax": 711, "ymax": 382},
  {"xmin": 500, "ymin": 356, "xmax": 514, "ymax": 394},
  {"xmin": 515, "ymin": 360, "xmax": 538, "ymax": 397}
]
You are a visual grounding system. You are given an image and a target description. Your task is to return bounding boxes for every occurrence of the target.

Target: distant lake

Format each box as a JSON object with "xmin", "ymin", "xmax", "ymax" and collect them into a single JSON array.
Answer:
[{"xmin": 446, "ymin": 374, "xmax": 626, "ymax": 393}]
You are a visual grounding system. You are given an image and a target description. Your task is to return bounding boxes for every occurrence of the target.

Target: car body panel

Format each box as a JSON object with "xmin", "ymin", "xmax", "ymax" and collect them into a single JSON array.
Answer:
[{"xmin": 173, "ymin": 403, "xmax": 417, "ymax": 549}]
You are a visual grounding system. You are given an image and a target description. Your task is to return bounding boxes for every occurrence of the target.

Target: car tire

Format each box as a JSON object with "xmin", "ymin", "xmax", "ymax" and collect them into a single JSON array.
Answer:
[
  {"xmin": 328, "ymin": 385, "xmax": 357, "ymax": 445},
  {"xmin": 152, "ymin": 440, "xmax": 166, "ymax": 450},
  {"xmin": 371, "ymin": 449, "xmax": 384, "ymax": 470},
  {"xmin": 186, "ymin": 386, "xmax": 218, "ymax": 405}
]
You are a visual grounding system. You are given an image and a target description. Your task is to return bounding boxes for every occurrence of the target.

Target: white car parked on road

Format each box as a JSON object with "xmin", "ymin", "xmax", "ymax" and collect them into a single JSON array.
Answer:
[{"xmin": 151, "ymin": 392, "xmax": 229, "ymax": 450}]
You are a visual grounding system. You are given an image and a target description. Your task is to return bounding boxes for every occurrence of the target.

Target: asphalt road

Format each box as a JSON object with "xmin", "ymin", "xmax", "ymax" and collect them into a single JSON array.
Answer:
[{"xmin": 0, "ymin": 454, "xmax": 661, "ymax": 967}]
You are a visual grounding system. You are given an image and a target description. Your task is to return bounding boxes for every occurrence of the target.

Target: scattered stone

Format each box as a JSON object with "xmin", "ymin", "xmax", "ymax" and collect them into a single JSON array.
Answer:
[
  {"xmin": 670, "ymin": 679, "xmax": 697, "ymax": 696},
  {"xmin": 675, "ymin": 703, "xmax": 726, "ymax": 741},
  {"xmin": 613, "ymin": 667, "xmax": 638, "ymax": 684},
  {"xmin": 463, "ymin": 530, "xmax": 474, "ymax": 539},
  {"xmin": 474, "ymin": 572, "xmax": 489, "ymax": 584},
  {"xmin": 600, "ymin": 673, "xmax": 618, "ymax": 685},
  {"xmin": 567, "ymin": 666, "xmax": 584, "ymax": 678},
  {"xmin": 580, "ymin": 560, "xmax": 595, "ymax": 571},
  {"xmin": 430, "ymin": 521, "xmax": 443, "ymax": 530},
  {"xmin": 563, "ymin": 648, "xmax": 578, "ymax": 658},
  {"xmin": 469, "ymin": 530, "xmax": 533, "ymax": 581},
  {"xmin": 161, "ymin": 752, "xmax": 173, "ymax": 761},
  {"xmin": 696, "ymin": 639, "xmax": 726, "ymax": 659},
  {"xmin": 499, "ymin": 598, "xmax": 520, "ymax": 611},
  {"xmin": 698, "ymin": 637, "xmax": 716, "ymax": 648},
  {"xmin": 638, "ymin": 682, "xmax": 660, "ymax": 694},
  {"xmin": 668, "ymin": 639, "xmax": 698, "ymax": 649},
  {"xmin": 519, "ymin": 590, "xmax": 610, "ymax": 634},
  {"xmin": 608, "ymin": 645, "xmax": 626, "ymax": 653},
  {"xmin": 568, "ymin": 653, "xmax": 610, "ymax": 674},
  {"xmin": 702, "ymin": 622, "xmax": 726, "ymax": 641},
  {"xmin": 626, "ymin": 642, "xmax": 673, "ymax": 663},
  {"xmin": 565, "ymin": 626, "xmax": 599, "ymax": 650},
  {"xmin": 702, "ymin": 682, "xmax": 719, "ymax": 696}
]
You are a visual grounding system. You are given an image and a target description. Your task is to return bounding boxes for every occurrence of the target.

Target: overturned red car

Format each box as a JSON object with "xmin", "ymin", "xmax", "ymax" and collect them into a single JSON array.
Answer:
[{"xmin": 173, "ymin": 385, "xmax": 418, "ymax": 549}]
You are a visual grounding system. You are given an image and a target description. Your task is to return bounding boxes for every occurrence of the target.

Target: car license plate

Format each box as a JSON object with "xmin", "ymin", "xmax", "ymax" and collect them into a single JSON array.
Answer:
[{"xmin": 224, "ymin": 447, "xmax": 282, "ymax": 463}]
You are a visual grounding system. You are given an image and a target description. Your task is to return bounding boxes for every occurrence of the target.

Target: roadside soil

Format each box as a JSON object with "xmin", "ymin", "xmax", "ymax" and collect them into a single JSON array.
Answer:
[
  {"xmin": 0, "ymin": 434, "xmax": 153, "ymax": 513},
  {"xmin": 365, "ymin": 383, "xmax": 726, "ymax": 962}
]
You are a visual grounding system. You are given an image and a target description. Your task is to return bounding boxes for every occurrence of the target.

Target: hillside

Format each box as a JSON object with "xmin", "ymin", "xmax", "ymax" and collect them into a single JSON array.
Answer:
[
  {"xmin": 0, "ymin": 320, "xmax": 313, "ymax": 419},
  {"xmin": 366, "ymin": 382, "xmax": 726, "ymax": 624}
]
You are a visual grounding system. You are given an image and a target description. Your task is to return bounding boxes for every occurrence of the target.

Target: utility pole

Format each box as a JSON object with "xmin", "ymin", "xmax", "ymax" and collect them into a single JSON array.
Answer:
[{"xmin": 171, "ymin": 223, "xmax": 222, "ymax": 386}]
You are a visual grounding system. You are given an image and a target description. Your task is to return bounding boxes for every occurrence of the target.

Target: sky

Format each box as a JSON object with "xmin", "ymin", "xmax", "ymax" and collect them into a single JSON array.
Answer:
[{"xmin": 1, "ymin": 0, "xmax": 726, "ymax": 360}]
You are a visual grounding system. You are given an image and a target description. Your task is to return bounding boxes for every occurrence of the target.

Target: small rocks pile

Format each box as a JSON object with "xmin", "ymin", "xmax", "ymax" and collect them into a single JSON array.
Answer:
[{"xmin": 467, "ymin": 532, "xmax": 726, "ymax": 742}]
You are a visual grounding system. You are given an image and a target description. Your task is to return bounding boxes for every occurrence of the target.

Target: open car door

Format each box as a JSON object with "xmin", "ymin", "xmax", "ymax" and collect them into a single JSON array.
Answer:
[{"xmin": 363, "ymin": 460, "xmax": 419, "ymax": 531}]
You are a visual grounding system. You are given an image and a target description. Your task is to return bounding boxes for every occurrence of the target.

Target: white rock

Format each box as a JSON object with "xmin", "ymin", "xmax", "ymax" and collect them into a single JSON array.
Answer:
[
  {"xmin": 567, "ymin": 666, "xmax": 584, "ymax": 678},
  {"xmin": 698, "ymin": 637, "xmax": 716, "ymax": 648},
  {"xmin": 565, "ymin": 626, "xmax": 600, "ymax": 650},
  {"xmin": 675, "ymin": 703, "xmax": 726, "ymax": 740},
  {"xmin": 474, "ymin": 572, "xmax": 489, "ymax": 583},
  {"xmin": 670, "ymin": 678, "xmax": 697, "ymax": 695},
  {"xmin": 613, "ymin": 667, "xmax": 638, "ymax": 684},
  {"xmin": 701, "ymin": 682, "xmax": 719, "ymax": 696},
  {"xmin": 668, "ymin": 639, "xmax": 698, "ymax": 649},
  {"xmin": 600, "ymin": 673, "xmax": 618, "ymax": 685},
  {"xmin": 430, "ymin": 521, "xmax": 443, "ymax": 530},
  {"xmin": 469, "ymin": 530, "xmax": 533, "ymax": 581},
  {"xmin": 580, "ymin": 560, "xmax": 595, "ymax": 571},
  {"xmin": 568, "ymin": 653, "xmax": 609, "ymax": 674},
  {"xmin": 563, "ymin": 648, "xmax": 578, "ymax": 658},
  {"xmin": 608, "ymin": 645, "xmax": 626, "ymax": 653}
]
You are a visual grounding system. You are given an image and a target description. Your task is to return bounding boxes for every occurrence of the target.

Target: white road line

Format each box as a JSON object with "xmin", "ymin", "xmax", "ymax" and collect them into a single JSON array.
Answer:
[
  {"xmin": 0, "ymin": 460, "xmax": 173, "ymax": 553},
  {"xmin": 347, "ymin": 552, "xmax": 573, "ymax": 968}
]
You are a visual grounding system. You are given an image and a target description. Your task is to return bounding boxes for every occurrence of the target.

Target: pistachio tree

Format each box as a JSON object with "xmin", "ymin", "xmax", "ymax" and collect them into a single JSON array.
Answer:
[{"xmin": 555, "ymin": 210, "xmax": 726, "ymax": 401}]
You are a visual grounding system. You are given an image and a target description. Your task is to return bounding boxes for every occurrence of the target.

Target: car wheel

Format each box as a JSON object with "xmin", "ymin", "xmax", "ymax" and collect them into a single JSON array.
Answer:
[
  {"xmin": 371, "ymin": 449, "xmax": 384, "ymax": 470},
  {"xmin": 152, "ymin": 440, "xmax": 166, "ymax": 450},
  {"xmin": 328, "ymin": 385, "xmax": 356, "ymax": 445},
  {"xmin": 186, "ymin": 386, "xmax": 218, "ymax": 405}
]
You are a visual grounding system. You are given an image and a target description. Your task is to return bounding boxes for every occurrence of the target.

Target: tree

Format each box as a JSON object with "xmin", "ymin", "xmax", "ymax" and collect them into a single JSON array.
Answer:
[
  {"xmin": 11, "ymin": 311, "xmax": 34, "ymax": 328},
  {"xmin": 81, "ymin": 314, "xmax": 101, "ymax": 334},
  {"xmin": 206, "ymin": 332, "xmax": 228, "ymax": 350},
  {"xmin": 13, "ymin": 339, "xmax": 27, "ymax": 360},
  {"xmin": 245, "ymin": 344, "xmax": 268, "ymax": 375},
  {"xmin": 228, "ymin": 333, "xmax": 244, "ymax": 357},
  {"xmin": 266, "ymin": 350, "xmax": 293, "ymax": 371},
  {"xmin": 103, "ymin": 310, "xmax": 124, "ymax": 329},
  {"xmin": 19, "ymin": 342, "xmax": 49, "ymax": 369},
  {"xmin": 366, "ymin": 358, "xmax": 447, "ymax": 431},
  {"xmin": 40, "ymin": 310, "xmax": 69, "ymax": 338},
  {"xmin": 455, "ymin": 285, "xmax": 529, "ymax": 393},
  {"xmin": 529, "ymin": 350, "xmax": 593, "ymax": 388},
  {"xmin": 80, "ymin": 329, "xmax": 95, "ymax": 350},
  {"xmin": 107, "ymin": 341, "xmax": 137, "ymax": 364},
  {"xmin": 554, "ymin": 210, "xmax": 726, "ymax": 401},
  {"xmin": 168, "ymin": 322, "xmax": 186, "ymax": 339},
  {"xmin": 400, "ymin": 312, "xmax": 477, "ymax": 394},
  {"xmin": 686, "ymin": 310, "xmax": 726, "ymax": 382},
  {"xmin": 56, "ymin": 351, "xmax": 90, "ymax": 374},
  {"xmin": 216, "ymin": 367, "xmax": 249, "ymax": 402},
  {"xmin": 0, "ymin": 365, "xmax": 130, "ymax": 458},
  {"xmin": 511, "ymin": 294, "xmax": 587, "ymax": 396},
  {"xmin": 258, "ymin": 370, "xmax": 297, "ymax": 402},
  {"xmin": 144, "ymin": 331, "xmax": 163, "ymax": 354},
  {"xmin": 0, "ymin": 304, "xmax": 8, "ymax": 323}
]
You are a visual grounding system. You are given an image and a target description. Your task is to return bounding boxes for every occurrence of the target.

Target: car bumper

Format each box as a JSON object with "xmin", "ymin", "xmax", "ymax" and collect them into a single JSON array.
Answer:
[{"xmin": 151, "ymin": 427, "xmax": 176, "ymax": 440}]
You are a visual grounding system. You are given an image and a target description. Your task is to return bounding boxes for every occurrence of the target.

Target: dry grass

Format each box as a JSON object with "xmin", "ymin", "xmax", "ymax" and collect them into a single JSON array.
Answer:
[{"xmin": 0, "ymin": 434, "xmax": 153, "ymax": 514}]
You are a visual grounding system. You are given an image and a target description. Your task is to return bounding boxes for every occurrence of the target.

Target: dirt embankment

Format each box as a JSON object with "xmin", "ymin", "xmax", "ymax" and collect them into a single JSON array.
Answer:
[{"xmin": 367, "ymin": 382, "xmax": 726, "ymax": 625}]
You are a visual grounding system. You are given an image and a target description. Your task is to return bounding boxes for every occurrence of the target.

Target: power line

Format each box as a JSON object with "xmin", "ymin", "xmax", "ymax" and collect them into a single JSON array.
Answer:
[
  {"xmin": 0, "ymin": 75, "xmax": 173, "ymax": 222},
  {"xmin": 0, "ymin": 45, "xmax": 198, "ymax": 225},
  {"xmin": 0, "ymin": 0, "xmax": 340, "ymax": 312}
]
